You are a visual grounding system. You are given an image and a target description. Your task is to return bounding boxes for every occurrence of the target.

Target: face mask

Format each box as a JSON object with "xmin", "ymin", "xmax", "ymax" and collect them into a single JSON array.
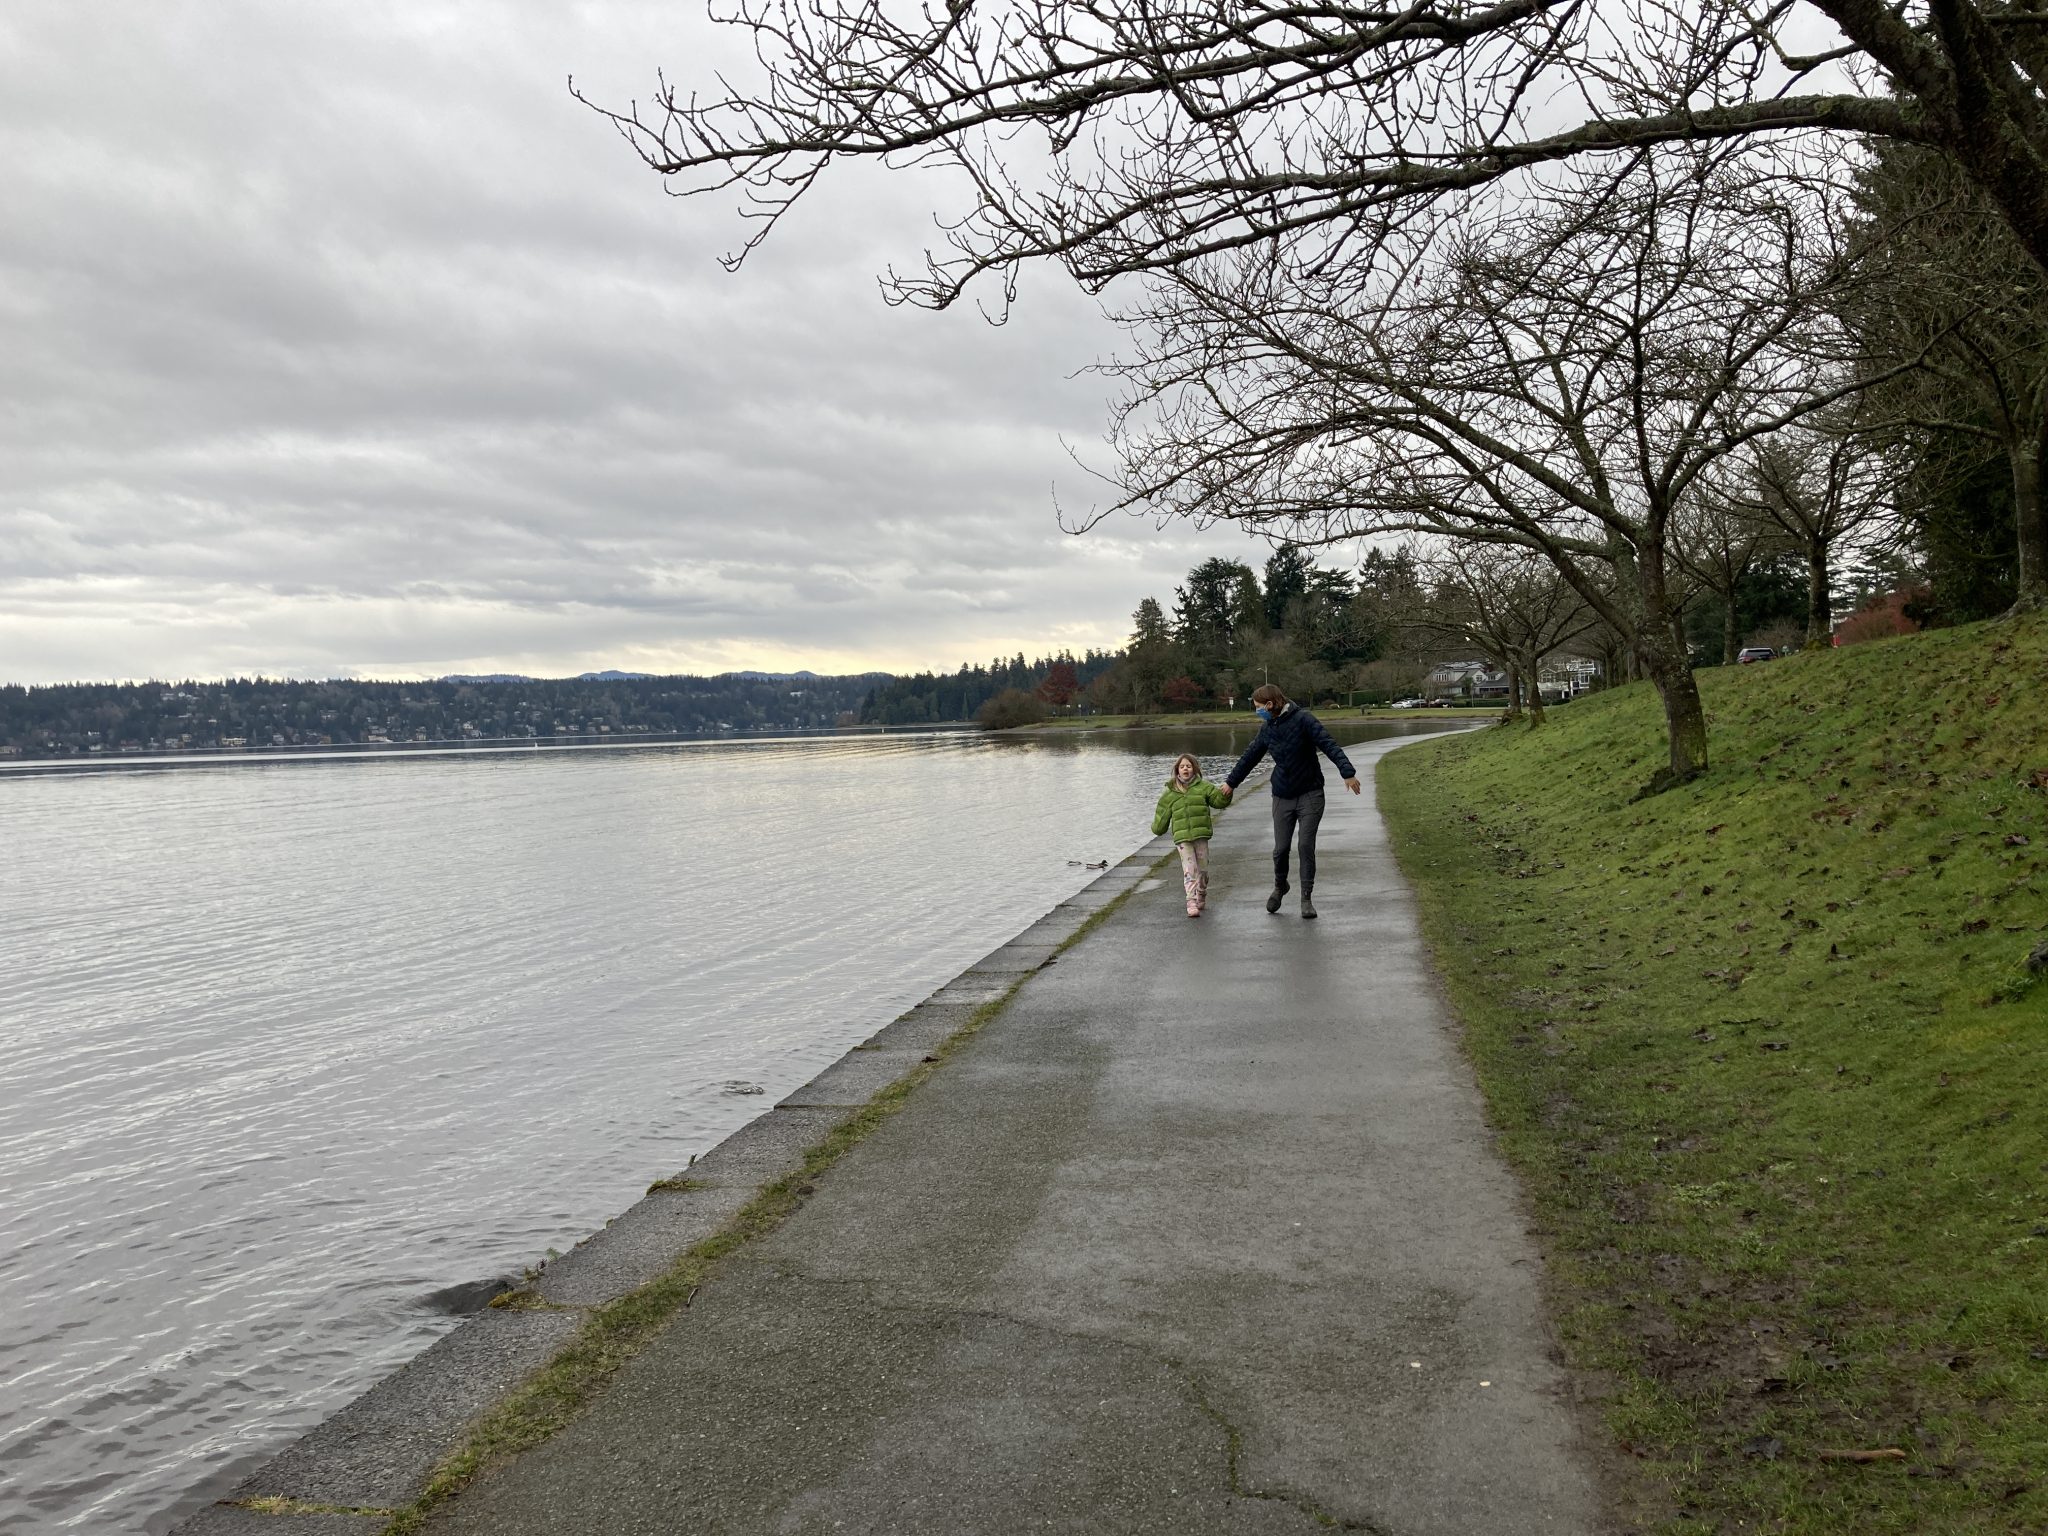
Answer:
[{"xmin": 1255, "ymin": 707, "xmax": 1273, "ymax": 722}]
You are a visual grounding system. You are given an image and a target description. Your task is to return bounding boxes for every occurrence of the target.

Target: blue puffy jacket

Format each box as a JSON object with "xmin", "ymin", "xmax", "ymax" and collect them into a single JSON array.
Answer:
[{"xmin": 1224, "ymin": 703, "xmax": 1356, "ymax": 799}]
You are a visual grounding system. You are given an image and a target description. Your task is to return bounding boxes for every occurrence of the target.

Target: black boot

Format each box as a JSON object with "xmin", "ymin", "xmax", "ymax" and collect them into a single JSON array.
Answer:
[
  {"xmin": 1300, "ymin": 889, "xmax": 1317, "ymax": 920},
  {"xmin": 1266, "ymin": 878, "xmax": 1289, "ymax": 914}
]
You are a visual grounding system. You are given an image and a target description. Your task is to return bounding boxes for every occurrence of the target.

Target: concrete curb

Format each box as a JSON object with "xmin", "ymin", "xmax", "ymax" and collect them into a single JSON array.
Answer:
[{"xmin": 170, "ymin": 837, "xmax": 1178, "ymax": 1534}]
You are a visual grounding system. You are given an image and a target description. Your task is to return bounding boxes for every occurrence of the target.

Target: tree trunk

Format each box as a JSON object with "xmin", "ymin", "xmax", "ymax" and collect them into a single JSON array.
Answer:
[
  {"xmin": 1617, "ymin": 540, "xmax": 1709, "ymax": 789},
  {"xmin": 1805, "ymin": 535, "xmax": 1833, "ymax": 648},
  {"xmin": 1522, "ymin": 649, "xmax": 1546, "ymax": 726},
  {"xmin": 1597, "ymin": 635, "xmax": 1626, "ymax": 690},
  {"xmin": 2017, "ymin": 425, "xmax": 2048, "ymax": 611},
  {"xmin": 1642, "ymin": 633, "xmax": 1709, "ymax": 787},
  {"xmin": 1502, "ymin": 664, "xmax": 1524, "ymax": 720},
  {"xmin": 1722, "ymin": 598, "xmax": 1741, "ymax": 667}
]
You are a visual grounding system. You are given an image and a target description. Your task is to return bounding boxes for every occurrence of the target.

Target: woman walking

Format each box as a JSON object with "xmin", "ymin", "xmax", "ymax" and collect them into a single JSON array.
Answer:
[{"xmin": 1219, "ymin": 684, "xmax": 1360, "ymax": 919}]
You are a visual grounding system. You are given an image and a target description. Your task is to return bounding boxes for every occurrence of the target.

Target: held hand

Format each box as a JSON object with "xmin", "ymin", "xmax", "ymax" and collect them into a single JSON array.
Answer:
[
  {"xmin": 1344, "ymin": 777, "xmax": 1362, "ymax": 795},
  {"xmin": 1218, "ymin": 784, "xmax": 1233, "ymax": 801}
]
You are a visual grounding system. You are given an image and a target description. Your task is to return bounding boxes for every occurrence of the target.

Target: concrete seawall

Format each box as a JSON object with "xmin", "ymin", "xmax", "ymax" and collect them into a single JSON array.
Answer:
[{"xmin": 168, "ymin": 836, "xmax": 1183, "ymax": 1536}]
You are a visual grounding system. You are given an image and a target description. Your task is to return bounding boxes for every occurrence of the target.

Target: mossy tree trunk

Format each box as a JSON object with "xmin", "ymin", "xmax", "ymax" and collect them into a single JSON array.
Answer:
[
  {"xmin": 1520, "ymin": 648, "xmax": 1547, "ymax": 725},
  {"xmin": 1615, "ymin": 537, "xmax": 1708, "ymax": 786},
  {"xmin": 1641, "ymin": 630, "xmax": 1709, "ymax": 785},
  {"xmin": 2016, "ymin": 424, "xmax": 2048, "ymax": 612},
  {"xmin": 1804, "ymin": 534, "xmax": 1833, "ymax": 648}
]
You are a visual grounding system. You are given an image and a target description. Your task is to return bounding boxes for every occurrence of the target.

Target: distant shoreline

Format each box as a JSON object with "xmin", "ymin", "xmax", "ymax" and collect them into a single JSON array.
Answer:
[
  {"xmin": 0, "ymin": 722, "xmax": 979, "ymax": 776},
  {"xmin": 1, "ymin": 709, "xmax": 1501, "ymax": 774}
]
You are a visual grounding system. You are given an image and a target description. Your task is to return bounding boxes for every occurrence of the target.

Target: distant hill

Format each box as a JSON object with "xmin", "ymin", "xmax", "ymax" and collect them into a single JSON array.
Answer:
[
  {"xmin": 437, "ymin": 668, "xmax": 823, "ymax": 684},
  {"xmin": 0, "ymin": 671, "xmax": 895, "ymax": 758},
  {"xmin": 0, "ymin": 656, "xmax": 1129, "ymax": 758}
]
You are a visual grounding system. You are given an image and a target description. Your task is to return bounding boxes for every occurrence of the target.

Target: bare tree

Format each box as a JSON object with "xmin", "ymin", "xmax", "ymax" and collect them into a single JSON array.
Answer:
[
  {"xmin": 1415, "ymin": 544, "xmax": 1598, "ymax": 722},
  {"xmin": 1107, "ymin": 147, "xmax": 1881, "ymax": 787},
  {"xmin": 1671, "ymin": 487, "xmax": 1776, "ymax": 664},
  {"xmin": 1723, "ymin": 412, "xmax": 1905, "ymax": 642},
  {"xmin": 595, "ymin": 2, "xmax": 2048, "ymax": 303},
  {"xmin": 1845, "ymin": 146, "xmax": 2048, "ymax": 609}
]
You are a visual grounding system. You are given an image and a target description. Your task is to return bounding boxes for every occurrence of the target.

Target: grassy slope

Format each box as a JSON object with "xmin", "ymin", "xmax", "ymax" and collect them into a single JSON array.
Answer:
[{"xmin": 1378, "ymin": 614, "xmax": 2048, "ymax": 1535}]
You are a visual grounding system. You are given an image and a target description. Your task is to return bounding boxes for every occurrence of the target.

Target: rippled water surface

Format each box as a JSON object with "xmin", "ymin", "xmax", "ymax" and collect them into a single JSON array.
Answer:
[{"xmin": 0, "ymin": 725, "xmax": 1442, "ymax": 1533}]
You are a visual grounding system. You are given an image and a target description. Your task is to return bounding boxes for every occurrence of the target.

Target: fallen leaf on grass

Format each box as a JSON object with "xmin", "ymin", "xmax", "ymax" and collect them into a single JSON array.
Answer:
[{"xmin": 1741, "ymin": 1435, "xmax": 1784, "ymax": 1460}]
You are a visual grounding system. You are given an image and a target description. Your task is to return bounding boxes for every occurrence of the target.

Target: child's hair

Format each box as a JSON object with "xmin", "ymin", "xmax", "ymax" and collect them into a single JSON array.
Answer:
[{"xmin": 1171, "ymin": 752, "xmax": 1201, "ymax": 781}]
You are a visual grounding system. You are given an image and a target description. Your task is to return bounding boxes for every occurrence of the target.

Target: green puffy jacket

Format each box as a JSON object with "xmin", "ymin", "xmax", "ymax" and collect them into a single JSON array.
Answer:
[{"xmin": 1152, "ymin": 775, "xmax": 1230, "ymax": 844}]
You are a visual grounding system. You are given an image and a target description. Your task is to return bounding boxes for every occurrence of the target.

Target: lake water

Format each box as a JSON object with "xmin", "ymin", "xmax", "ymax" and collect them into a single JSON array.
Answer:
[{"xmin": 0, "ymin": 723, "xmax": 1448, "ymax": 1533}]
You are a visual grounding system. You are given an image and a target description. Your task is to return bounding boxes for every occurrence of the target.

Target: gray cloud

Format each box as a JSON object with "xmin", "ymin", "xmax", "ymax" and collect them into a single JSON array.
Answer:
[{"xmin": 0, "ymin": 2, "xmax": 1272, "ymax": 684}]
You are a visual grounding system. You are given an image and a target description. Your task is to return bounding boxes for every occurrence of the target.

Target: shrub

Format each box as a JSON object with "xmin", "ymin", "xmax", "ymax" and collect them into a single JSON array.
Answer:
[
  {"xmin": 1835, "ymin": 586, "xmax": 1928, "ymax": 646},
  {"xmin": 975, "ymin": 688, "xmax": 1049, "ymax": 729}
]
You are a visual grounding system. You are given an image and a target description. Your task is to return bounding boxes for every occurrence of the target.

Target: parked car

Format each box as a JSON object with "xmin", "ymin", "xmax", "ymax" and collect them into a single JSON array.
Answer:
[
  {"xmin": 1391, "ymin": 698, "xmax": 1426, "ymax": 709},
  {"xmin": 1736, "ymin": 646, "xmax": 1775, "ymax": 664}
]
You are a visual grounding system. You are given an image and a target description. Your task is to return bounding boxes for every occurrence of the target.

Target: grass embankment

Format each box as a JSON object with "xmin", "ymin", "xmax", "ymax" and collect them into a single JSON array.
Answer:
[{"xmin": 1379, "ymin": 615, "xmax": 2048, "ymax": 1535}]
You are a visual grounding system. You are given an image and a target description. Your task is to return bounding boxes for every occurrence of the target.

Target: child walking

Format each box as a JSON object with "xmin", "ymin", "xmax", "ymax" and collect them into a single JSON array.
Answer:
[{"xmin": 1152, "ymin": 752, "xmax": 1230, "ymax": 917}]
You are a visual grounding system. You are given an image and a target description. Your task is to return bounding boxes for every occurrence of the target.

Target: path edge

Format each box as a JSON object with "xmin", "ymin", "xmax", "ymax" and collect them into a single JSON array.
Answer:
[{"xmin": 167, "ymin": 839, "xmax": 1182, "ymax": 1536}]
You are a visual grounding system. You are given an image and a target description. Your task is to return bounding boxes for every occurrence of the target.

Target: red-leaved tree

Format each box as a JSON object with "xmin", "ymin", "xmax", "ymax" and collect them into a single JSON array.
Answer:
[{"xmin": 1036, "ymin": 658, "xmax": 1080, "ymax": 712}]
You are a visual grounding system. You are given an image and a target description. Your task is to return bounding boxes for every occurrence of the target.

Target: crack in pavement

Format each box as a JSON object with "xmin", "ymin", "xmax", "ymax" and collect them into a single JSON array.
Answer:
[
  {"xmin": 1179, "ymin": 1365, "xmax": 1390, "ymax": 1536},
  {"xmin": 755, "ymin": 1260, "xmax": 1395, "ymax": 1535}
]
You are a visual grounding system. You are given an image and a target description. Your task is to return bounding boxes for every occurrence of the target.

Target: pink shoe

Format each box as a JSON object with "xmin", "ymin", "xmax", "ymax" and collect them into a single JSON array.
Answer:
[{"xmin": 1186, "ymin": 900, "xmax": 1201, "ymax": 918}]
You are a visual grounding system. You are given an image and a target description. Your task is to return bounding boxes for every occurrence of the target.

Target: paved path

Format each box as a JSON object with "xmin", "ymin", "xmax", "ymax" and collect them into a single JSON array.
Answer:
[{"xmin": 427, "ymin": 739, "xmax": 1605, "ymax": 1535}]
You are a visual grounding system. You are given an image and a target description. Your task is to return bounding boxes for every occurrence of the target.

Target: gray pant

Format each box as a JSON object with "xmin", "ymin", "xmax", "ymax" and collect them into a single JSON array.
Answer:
[{"xmin": 1270, "ymin": 787, "xmax": 1326, "ymax": 891}]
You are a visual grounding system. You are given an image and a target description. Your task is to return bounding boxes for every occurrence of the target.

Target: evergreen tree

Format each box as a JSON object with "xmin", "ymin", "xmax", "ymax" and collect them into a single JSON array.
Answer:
[
  {"xmin": 1130, "ymin": 597, "xmax": 1171, "ymax": 649},
  {"xmin": 1228, "ymin": 567, "xmax": 1266, "ymax": 647},
  {"xmin": 1173, "ymin": 558, "xmax": 1249, "ymax": 667},
  {"xmin": 1262, "ymin": 545, "xmax": 1313, "ymax": 631}
]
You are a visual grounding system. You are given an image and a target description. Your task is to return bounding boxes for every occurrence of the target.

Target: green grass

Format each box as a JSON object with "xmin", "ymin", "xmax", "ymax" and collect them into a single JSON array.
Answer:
[{"xmin": 1378, "ymin": 615, "xmax": 2048, "ymax": 1533}]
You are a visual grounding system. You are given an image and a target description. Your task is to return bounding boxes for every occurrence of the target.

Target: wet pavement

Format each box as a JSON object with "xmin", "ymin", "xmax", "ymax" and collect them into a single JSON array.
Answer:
[{"xmin": 410, "ymin": 737, "xmax": 1606, "ymax": 1536}]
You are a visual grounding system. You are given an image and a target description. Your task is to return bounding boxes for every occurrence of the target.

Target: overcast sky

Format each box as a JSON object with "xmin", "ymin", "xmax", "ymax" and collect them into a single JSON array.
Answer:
[{"xmin": 0, "ymin": 2, "xmax": 1278, "ymax": 685}]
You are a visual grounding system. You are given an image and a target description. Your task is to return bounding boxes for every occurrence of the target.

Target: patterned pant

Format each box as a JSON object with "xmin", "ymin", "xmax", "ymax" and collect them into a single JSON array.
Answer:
[{"xmin": 1178, "ymin": 839, "xmax": 1210, "ymax": 905}]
